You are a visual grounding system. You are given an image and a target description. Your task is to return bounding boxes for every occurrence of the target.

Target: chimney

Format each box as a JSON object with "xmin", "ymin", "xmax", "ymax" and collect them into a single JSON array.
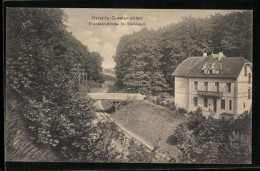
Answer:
[
  {"xmin": 203, "ymin": 52, "xmax": 207, "ymax": 57},
  {"xmin": 218, "ymin": 52, "xmax": 223, "ymax": 60}
]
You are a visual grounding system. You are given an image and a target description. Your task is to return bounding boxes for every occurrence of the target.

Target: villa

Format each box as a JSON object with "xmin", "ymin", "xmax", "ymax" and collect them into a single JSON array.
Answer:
[{"xmin": 172, "ymin": 52, "xmax": 252, "ymax": 119}]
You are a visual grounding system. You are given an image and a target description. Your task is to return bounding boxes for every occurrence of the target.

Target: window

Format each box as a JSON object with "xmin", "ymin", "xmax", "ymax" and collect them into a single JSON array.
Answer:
[
  {"xmin": 194, "ymin": 97, "xmax": 198, "ymax": 106},
  {"xmin": 215, "ymin": 82, "xmax": 219, "ymax": 92},
  {"xmin": 212, "ymin": 68, "xmax": 218, "ymax": 74},
  {"xmin": 204, "ymin": 97, "xmax": 208, "ymax": 107},
  {"xmin": 244, "ymin": 66, "xmax": 247, "ymax": 76},
  {"xmin": 221, "ymin": 99, "xmax": 225, "ymax": 110},
  {"xmin": 204, "ymin": 82, "xmax": 208, "ymax": 91},
  {"xmin": 244, "ymin": 103, "xmax": 246, "ymax": 109},
  {"xmin": 211, "ymin": 64, "xmax": 219, "ymax": 74},
  {"xmin": 226, "ymin": 83, "xmax": 231, "ymax": 93},
  {"xmin": 248, "ymin": 89, "xmax": 251, "ymax": 99},
  {"xmin": 204, "ymin": 69, "xmax": 210, "ymax": 74},
  {"xmin": 229, "ymin": 100, "xmax": 232, "ymax": 110},
  {"xmin": 194, "ymin": 81, "xmax": 198, "ymax": 90},
  {"xmin": 248, "ymin": 73, "xmax": 251, "ymax": 83}
]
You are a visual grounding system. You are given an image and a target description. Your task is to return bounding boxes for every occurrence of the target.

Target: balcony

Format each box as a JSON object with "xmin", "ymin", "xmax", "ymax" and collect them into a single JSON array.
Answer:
[{"xmin": 197, "ymin": 90, "xmax": 223, "ymax": 98}]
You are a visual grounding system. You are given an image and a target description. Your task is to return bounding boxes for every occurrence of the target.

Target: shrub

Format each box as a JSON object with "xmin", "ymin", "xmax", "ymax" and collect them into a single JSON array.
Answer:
[
  {"xmin": 177, "ymin": 107, "xmax": 187, "ymax": 114},
  {"xmin": 187, "ymin": 107, "xmax": 206, "ymax": 130},
  {"xmin": 218, "ymin": 132, "xmax": 251, "ymax": 164},
  {"xmin": 172, "ymin": 124, "xmax": 191, "ymax": 145},
  {"xmin": 167, "ymin": 103, "xmax": 176, "ymax": 111},
  {"xmin": 173, "ymin": 109, "xmax": 252, "ymax": 164}
]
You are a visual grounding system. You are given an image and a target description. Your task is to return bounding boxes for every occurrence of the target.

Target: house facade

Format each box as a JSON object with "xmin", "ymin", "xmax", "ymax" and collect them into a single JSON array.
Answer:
[{"xmin": 172, "ymin": 52, "xmax": 252, "ymax": 119}]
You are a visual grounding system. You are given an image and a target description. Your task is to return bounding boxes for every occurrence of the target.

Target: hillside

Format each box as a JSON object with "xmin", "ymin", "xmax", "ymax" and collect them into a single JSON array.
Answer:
[
  {"xmin": 111, "ymin": 101, "xmax": 190, "ymax": 161},
  {"xmin": 6, "ymin": 8, "xmax": 104, "ymax": 161},
  {"xmin": 114, "ymin": 11, "xmax": 252, "ymax": 95}
]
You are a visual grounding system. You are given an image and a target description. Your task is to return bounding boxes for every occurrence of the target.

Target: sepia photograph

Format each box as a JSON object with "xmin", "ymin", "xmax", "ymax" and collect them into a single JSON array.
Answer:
[{"xmin": 5, "ymin": 8, "xmax": 253, "ymax": 164}]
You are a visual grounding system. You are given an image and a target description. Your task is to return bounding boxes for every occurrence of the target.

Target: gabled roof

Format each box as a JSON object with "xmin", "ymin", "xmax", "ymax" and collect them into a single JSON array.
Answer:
[
  {"xmin": 172, "ymin": 56, "xmax": 251, "ymax": 78},
  {"xmin": 210, "ymin": 63, "xmax": 222, "ymax": 70},
  {"xmin": 202, "ymin": 63, "xmax": 211, "ymax": 70}
]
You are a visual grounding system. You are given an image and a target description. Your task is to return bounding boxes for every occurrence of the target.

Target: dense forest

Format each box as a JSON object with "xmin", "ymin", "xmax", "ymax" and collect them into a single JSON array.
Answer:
[
  {"xmin": 114, "ymin": 11, "xmax": 252, "ymax": 95},
  {"xmin": 6, "ymin": 8, "xmax": 167, "ymax": 163},
  {"xmin": 5, "ymin": 8, "xmax": 116, "ymax": 161}
]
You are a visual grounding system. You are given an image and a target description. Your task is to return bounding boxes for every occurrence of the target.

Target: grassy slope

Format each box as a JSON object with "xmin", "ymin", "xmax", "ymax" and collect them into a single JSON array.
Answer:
[{"xmin": 112, "ymin": 101, "xmax": 189, "ymax": 160}]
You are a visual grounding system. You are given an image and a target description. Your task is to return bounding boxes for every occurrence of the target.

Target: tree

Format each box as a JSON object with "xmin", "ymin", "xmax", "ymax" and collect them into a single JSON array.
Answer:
[
  {"xmin": 211, "ymin": 11, "xmax": 253, "ymax": 60},
  {"xmin": 172, "ymin": 110, "xmax": 251, "ymax": 164},
  {"xmin": 114, "ymin": 11, "xmax": 252, "ymax": 95},
  {"xmin": 6, "ymin": 8, "xmax": 106, "ymax": 161},
  {"xmin": 114, "ymin": 28, "xmax": 170, "ymax": 94}
]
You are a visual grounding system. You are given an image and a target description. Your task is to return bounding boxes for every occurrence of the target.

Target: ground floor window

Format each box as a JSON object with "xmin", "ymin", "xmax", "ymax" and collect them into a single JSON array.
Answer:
[
  {"xmin": 229, "ymin": 100, "xmax": 232, "ymax": 110},
  {"xmin": 221, "ymin": 99, "xmax": 225, "ymax": 110},
  {"xmin": 204, "ymin": 97, "xmax": 208, "ymax": 107},
  {"xmin": 194, "ymin": 97, "xmax": 198, "ymax": 106}
]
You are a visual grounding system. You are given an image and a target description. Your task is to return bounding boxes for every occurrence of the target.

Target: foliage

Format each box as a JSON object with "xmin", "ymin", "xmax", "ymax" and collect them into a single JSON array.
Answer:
[
  {"xmin": 173, "ymin": 124, "xmax": 191, "ymax": 145},
  {"xmin": 114, "ymin": 28, "xmax": 170, "ymax": 95},
  {"xmin": 177, "ymin": 107, "xmax": 187, "ymax": 114},
  {"xmin": 218, "ymin": 132, "xmax": 251, "ymax": 164},
  {"xmin": 114, "ymin": 11, "xmax": 252, "ymax": 94},
  {"xmin": 102, "ymin": 73, "xmax": 117, "ymax": 82},
  {"xmin": 171, "ymin": 109, "xmax": 252, "ymax": 164},
  {"xmin": 5, "ymin": 8, "xmax": 122, "ymax": 162},
  {"xmin": 6, "ymin": 8, "xmax": 103, "ymax": 103}
]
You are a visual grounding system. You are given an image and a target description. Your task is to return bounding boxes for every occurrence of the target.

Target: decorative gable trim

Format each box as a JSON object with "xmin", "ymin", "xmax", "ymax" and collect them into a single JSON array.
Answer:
[
  {"xmin": 210, "ymin": 63, "xmax": 220, "ymax": 74},
  {"xmin": 202, "ymin": 63, "xmax": 210, "ymax": 74},
  {"xmin": 202, "ymin": 63, "xmax": 210, "ymax": 70},
  {"xmin": 202, "ymin": 63, "xmax": 222, "ymax": 75}
]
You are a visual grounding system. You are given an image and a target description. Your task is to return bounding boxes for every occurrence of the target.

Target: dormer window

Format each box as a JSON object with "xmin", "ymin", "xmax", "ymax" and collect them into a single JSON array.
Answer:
[
  {"xmin": 211, "ymin": 63, "xmax": 220, "ymax": 74},
  {"xmin": 202, "ymin": 63, "xmax": 221, "ymax": 75},
  {"xmin": 204, "ymin": 69, "xmax": 210, "ymax": 74},
  {"xmin": 202, "ymin": 63, "xmax": 210, "ymax": 74}
]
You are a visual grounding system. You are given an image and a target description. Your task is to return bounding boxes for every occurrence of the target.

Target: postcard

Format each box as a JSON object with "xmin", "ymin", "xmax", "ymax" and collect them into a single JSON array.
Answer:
[{"xmin": 5, "ymin": 8, "xmax": 252, "ymax": 164}]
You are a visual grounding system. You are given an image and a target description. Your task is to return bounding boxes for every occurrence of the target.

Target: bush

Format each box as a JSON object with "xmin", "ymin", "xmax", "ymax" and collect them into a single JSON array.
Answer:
[
  {"xmin": 172, "ymin": 109, "xmax": 252, "ymax": 164},
  {"xmin": 187, "ymin": 107, "xmax": 206, "ymax": 130},
  {"xmin": 167, "ymin": 103, "xmax": 176, "ymax": 111},
  {"xmin": 177, "ymin": 107, "xmax": 187, "ymax": 114},
  {"xmin": 172, "ymin": 124, "xmax": 191, "ymax": 145},
  {"xmin": 218, "ymin": 132, "xmax": 251, "ymax": 164}
]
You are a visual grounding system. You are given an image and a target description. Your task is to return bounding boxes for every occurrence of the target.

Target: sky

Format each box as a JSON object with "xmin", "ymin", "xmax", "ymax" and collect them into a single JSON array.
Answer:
[{"xmin": 64, "ymin": 9, "xmax": 242, "ymax": 68}]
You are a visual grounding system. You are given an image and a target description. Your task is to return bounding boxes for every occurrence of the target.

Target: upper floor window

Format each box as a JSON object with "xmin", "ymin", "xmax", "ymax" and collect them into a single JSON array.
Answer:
[
  {"xmin": 244, "ymin": 66, "xmax": 247, "ymax": 76},
  {"xmin": 229, "ymin": 100, "xmax": 232, "ymax": 110},
  {"xmin": 204, "ymin": 97, "xmax": 208, "ymax": 107},
  {"xmin": 221, "ymin": 99, "xmax": 225, "ymax": 110},
  {"xmin": 248, "ymin": 73, "xmax": 251, "ymax": 83},
  {"xmin": 215, "ymin": 82, "xmax": 219, "ymax": 92},
  {"xmin": 194, "ymin": 81, "xmax": 198, "ymax": 90},
  {"xmin": 194, "ymin": 97, "xmax": 198, "ymax": 106},
  {"xmin": 248, "ymin": 89, "xmax": 251, "ymax": 99},
  {"xmin": 226, "ymin": 83, "xmax": 231, "ymax": 93},
  {"xmin": 204, "ymin": 82, "xmax": 208, "ymax": 91}
]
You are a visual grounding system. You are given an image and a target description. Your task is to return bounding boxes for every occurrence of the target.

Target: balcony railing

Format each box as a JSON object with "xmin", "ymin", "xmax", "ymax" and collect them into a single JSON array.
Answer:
[{"xmin": 197, "ymin": 90, "xmax": 223, "ymax": 98}]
